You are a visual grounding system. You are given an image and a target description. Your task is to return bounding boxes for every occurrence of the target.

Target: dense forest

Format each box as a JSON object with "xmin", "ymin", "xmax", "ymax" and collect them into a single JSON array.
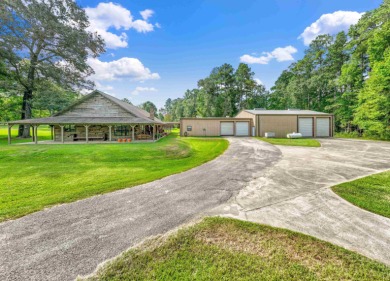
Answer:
[
  {"xmin": 0, "ymin": 0, "xmax": 389, "ymax": 139},
  {"xmin": 161, "ymin": 63, "xmax": 268, "ymax": 122},
  {"xmin": 163, "ymin": 1, "xmax": 390, "ymax": 139}
]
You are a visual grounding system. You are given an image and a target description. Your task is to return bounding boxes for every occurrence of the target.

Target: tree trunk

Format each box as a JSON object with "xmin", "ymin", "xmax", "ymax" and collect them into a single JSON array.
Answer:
[{"xmin": 18, "ymin": 89, "xmax": 33, "ymax": 138}]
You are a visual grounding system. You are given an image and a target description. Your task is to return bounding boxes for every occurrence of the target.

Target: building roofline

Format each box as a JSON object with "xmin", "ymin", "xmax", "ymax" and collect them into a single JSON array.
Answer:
[{"xmin": 180, "ymin": 117, "xmax": 252, "ymax": 120}]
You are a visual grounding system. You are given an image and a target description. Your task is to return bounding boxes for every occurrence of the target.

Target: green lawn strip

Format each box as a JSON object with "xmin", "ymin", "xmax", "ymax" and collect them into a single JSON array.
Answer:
[
  {"xmin": 256, "ymin": 137, "xmax": 321, "ymax": 147},
  {"xmin": 0, "ymin": 125, "xmax": 52, "ymax": 145},
  {"xmin": 82, "ymin": 217, "xmax": 390, "ymax": 281},
  {"xmin": 0, "ymin": 129, "xmax": 228, "ymax": 222},
  {"xmin": 332, "ymin": 171, "xmax": 390, "ymax": 218}
]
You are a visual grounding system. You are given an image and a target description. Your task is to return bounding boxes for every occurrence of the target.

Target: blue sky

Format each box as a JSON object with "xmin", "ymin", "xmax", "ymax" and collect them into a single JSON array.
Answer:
[{"xmin": 77, "ymin": 0, "xmax": 383, "ymax": 108}]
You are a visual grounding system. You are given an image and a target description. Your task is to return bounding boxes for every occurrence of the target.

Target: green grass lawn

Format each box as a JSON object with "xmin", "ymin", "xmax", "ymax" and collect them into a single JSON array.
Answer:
[
  {"xmin": 82, "ymin": 217, "xmax": 390, "ymax": 281},
  {"xmin": 332, "ymin": 171, "xmax": 390, "ymax": 218},
  {"xmin": 0, "ymin": 128, "xmax": 228, "ymax": 222},
  {"xmin": 257, "ymin": 137, "xmax": 321, "ymax": 147},
  {"xmin": 0, "ymin": 125, "xmax": 52, "ymax": 145}
]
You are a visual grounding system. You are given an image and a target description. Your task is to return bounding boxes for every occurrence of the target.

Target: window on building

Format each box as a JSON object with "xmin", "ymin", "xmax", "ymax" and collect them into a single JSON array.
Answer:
[
  {"xmin": 187, "ymin": 126, "xmax": 192, "ymax": 131},
  {"xmin": 114, "ymin": 125, "xmax": 130, "ymax": 136},
  {"xmin": 64, "ymin": 125, "xmax": 76, "ymax": 132}
]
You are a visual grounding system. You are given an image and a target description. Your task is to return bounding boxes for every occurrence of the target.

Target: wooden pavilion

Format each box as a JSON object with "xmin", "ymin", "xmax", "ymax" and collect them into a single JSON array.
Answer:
[{"xmin": 7, "ymin": 90, "xmax": 168, "ymax": 144}]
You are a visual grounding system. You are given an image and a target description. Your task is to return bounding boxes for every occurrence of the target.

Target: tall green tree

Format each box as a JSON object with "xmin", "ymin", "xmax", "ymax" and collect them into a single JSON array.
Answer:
[
  {"xmin": 352, "ymin": 0, "xmax": 390, "ymax": 138},
  {"xmin": 33, "ymin": 81, "xmax": 80, "ymax": 117},
  {"xmin": 164, "ymin": 63, "xmax": 266, "ymax": 120},
  {"xmin": 0, "ymin": 0, "xmax": 105, "ymax": 137},
  {"xmin": 139, "ymin": 101, "xmax": 158, "ymax": 117}
]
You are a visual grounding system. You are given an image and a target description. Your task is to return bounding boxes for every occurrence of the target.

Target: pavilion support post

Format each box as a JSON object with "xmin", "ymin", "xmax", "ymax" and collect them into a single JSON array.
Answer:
[
  {"xmin": 85, "ymin": 125, "xmax": 89, "ymax": 143},
  {"xmin": 60, "ymin": 125, "xmax": 64, "ymax": 143},
  {"xmin": 131, "ymin": 125, "xmax": 135, "ymax": 141},
  {"xmin": 153, "ymin": 125, "xmax": 155, "ymax": 141},
  {"xmin": 51, "ymin": 126, "xmax": 54, "ymax": 140},
  {"xmin": 108, "ymin": 125, "xmax": 112, "ymax": 142},
  {"xmin": 32, "ymin": 126, "xmax": 35, "ymax": 142},
  {"xmin": 34, "ymin": 125, "xmax": 38, "ymax": 144},
  {"xmin": 7, "ymin": 125, "xmax": 12, "ymax": 145}
]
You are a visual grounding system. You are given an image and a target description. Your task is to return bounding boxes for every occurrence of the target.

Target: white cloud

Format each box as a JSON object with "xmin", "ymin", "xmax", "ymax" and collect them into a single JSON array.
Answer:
[
  {"xmin": 299, "ymin": 11, "xmax": 364, "ymax": 45},
  {"xmin": 95, "ymin": 81, "xmax": 114, "ymax": 91},
  {"xmin": 131, "ymin": 86, "xmax": 158, "ymax": 95},
  {"xmin": 85, "ymin": 2, "xmax": 156, "ymax": 48},
  {"xmin": 254, "ymin": 78, "xmax": 263, "ymax": 85},
  {"xmin": 88, "ymin": 57, "xmax": 160, "ymax": 82},
  {"xmin": 271, "ymin": 46, "xmax": 298, "ymax": 61},
  {"xmin": 240, "ymin": 46, "xmax": 297, "ymax": 65},
  {"xmin": 131, "ymin": 19, "xmax": 154, "ymax": 33},
  {"xmin": 140, "ymin": 9, "xmax": 154, "ymax": 20}
]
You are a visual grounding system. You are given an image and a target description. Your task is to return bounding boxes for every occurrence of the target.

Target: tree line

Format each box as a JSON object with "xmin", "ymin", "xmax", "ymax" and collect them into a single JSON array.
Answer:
[{"xmin": 162, "ymin": 63, "xmax": 268, "ymax": 121}]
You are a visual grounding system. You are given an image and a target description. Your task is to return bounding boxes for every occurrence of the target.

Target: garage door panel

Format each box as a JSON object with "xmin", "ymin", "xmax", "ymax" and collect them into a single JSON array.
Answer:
[
  {"xmin": 299, "ymin": 118, "xmax": 313, "ymax": 137},
  {"xmin": 316, "ymin": 118, "xmax": 330, "ymax": 137},
  {"xmin": 235, "ymin": 122, "xmax": 249, "ymax": 136},
  {"xmin": 220, "ymin": 122, "xmax": 234, "ymax": 136}
]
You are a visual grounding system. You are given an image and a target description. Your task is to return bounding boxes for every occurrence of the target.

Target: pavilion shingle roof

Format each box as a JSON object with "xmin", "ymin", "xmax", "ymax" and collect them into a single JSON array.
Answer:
[
  {"xmin": 7, "ymin": 117, "xmax": 159, "ymax": 125},
  {"xmin": 8, "ymin": 90, "xmax": 164, "ymax": 125}
]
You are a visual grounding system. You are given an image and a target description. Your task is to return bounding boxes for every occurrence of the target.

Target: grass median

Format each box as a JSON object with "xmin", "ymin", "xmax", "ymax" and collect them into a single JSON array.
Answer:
[
  {"xmin": 257, "ymin": 137, "xmax": 321, "ymax": 147},
  {"xmin": 82, "ymin": 217, "xmax": 390, "ymax": 281},
  {"xmin": 332, "ymin": 170, "xmax": 390, "ymax": 218},
  {"xmin": 0, "ymin": 128, "xmax": 228, "ymax": 222}
]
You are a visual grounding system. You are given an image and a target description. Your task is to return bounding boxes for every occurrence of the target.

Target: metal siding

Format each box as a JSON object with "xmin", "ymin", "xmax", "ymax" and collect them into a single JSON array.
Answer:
[
  {"xmin": 181, "ymin": 119, "xmax": 221, "ymax": 136},
  {"xmin": 298, "ymin": 118, "xmax": 313, "ymax": 137},
  {"xmin": 258, "ymin": 115, "xmax": 298, "ymax": 138},
  {"xmin": 235, "ymin": 122, "xmax": 249, "ymax": 136},
  {"xmin": 236, "ymin": 111, "xmax": 256, "ymax": 127},
  {"xmin": 220, "ymin": 122, "xmax": 234, "ymax": 136}
]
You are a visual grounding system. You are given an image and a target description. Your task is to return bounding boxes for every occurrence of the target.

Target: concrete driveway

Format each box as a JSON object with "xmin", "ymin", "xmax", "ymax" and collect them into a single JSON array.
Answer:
[
  {"xmin": 213, "ymin": 138, "xmax": 390, "ymax": 265},
  {"xmin": 0, "ymin": 138, "xmax": 281, "ymax": 281},
  {"xmin": 1, "ymin": 138, "xmax": 389, "ymax": 281}
]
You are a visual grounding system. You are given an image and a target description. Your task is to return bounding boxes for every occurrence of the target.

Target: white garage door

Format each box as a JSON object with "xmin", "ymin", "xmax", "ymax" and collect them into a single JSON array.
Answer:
[
  {"xmin": 235, "ymin": 122, "xmax": 249, "ymax": 136},
  {"xmin": 316, "ymin": 118, "xmax": 330, "ymax": 137},
  {"xmin": 298, "ymin": 118, "xmax": 313, "ymax": 137},
  {"xmin": 220, "ymin": 122, "xmax": 234, "ymax": 136}
]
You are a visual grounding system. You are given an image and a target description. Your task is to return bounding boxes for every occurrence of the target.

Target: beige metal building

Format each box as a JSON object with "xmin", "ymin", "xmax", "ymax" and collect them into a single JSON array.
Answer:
[
  {"xmin": 180, "ymin": 117, "xmax": 253, "ymax": 137},
  {"xmin": 180, "ymin": 109, "xmax": 334, "ymax": 138}
]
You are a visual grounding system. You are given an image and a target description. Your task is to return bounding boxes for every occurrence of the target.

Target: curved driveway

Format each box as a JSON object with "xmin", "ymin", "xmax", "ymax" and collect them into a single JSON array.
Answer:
[
  {"xmin": 213, "ymin": 138, "xmax": 390, "ymax": 265},
  {"xmin": 0, "ymin": 138, "xmax": 281, "ymax": 281}
]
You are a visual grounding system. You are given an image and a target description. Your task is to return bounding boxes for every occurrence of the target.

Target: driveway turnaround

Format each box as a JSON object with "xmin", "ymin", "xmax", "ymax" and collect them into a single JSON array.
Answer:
[
  {"xmin": 213, "ymin": 138, "xmax": 390, "ymax": 265},
  {"xmin": 0, "ymin": 138, "xmax": 281, "ymax": 281}
]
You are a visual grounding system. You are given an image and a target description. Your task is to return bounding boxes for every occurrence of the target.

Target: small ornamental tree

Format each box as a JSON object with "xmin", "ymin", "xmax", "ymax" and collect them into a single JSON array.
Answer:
[{"xmin": 0, "ymin": 0, "xmax": 105, "ymax": 137}]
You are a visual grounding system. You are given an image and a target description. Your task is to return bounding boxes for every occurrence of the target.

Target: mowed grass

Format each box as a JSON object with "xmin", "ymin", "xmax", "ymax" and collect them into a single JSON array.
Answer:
[
  {"xmin": 332, "ymin": 171, "xmax": 390, "ymax": 218},
  {"xmin": 82, "ymin": 217, "xmax": 390, "ymax": 281},
  {"xmin": 0, "ymin": 128, "xmax": 228, "ymax": 222},
  {"xmin": 0, "ymin": 125, "xmax": 52, "ymax": 145},
  {"xmin": 257, "ymin": 137, "xmax": 321, "ymax": 147}
]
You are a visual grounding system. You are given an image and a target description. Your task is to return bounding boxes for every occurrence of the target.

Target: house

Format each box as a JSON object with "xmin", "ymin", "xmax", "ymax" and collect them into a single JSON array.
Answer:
[
  {"xmin": 6, "ymin": 90, "xmax": 167, "ymax": 144},
  {"xmin": 180, "ymin": 109, "xmax": 334, "ymax": 138}
]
